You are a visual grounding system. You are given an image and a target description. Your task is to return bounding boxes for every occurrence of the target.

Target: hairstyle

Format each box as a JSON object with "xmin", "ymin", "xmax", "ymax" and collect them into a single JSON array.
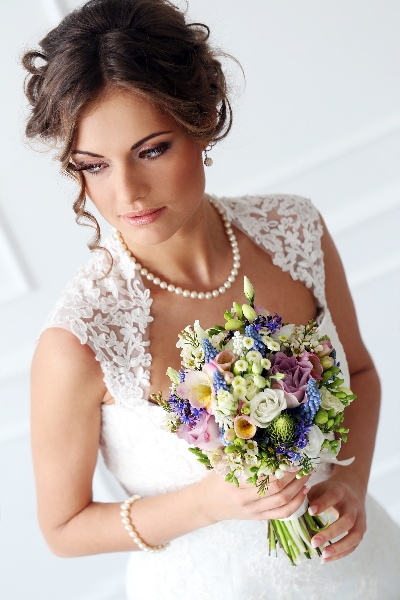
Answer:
[{"xmin": 21, "ymin": 0, "xmax": 234, "ymax": 260}]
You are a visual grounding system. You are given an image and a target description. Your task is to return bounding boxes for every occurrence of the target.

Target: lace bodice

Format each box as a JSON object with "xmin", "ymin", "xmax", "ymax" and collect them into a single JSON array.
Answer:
[
  {"xmin": 38, "ymin": 195, "xmax": 400, "ymax": 600},
  {"xmin": 42, "ymin": 194, "xmax": 346, "ymax": 410}
]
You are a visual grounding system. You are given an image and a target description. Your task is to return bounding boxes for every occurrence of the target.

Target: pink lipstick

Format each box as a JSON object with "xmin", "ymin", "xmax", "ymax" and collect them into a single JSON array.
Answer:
[{"xmin": 122, "ymin": 207, "xmax": 166, "ymax": 226}]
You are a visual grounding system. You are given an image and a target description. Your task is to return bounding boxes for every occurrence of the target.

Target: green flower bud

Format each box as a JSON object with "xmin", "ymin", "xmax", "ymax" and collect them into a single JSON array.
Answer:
[
  {"xmin": 242, "ymin": 406, "xmax": 250, "ymax": 415},
  {"xmin": 314, "ymin": 409, "xmax": 329, "ymax": 424},
  {"xmin": 327, "ymin": 418, "xmax": 335, "ymax": 428},
  {"xmin": 225, "ymin": 319, "xmax": 244, "ymax": 331},
  {"xmin": 224, "ymin": 445, "xmax": 237, "ymax": 454},
  {"xmin": 166, "ymin": 367, "xmax": 180, "ymax": 385},
  {"xmin": 322, "ymin": 370, "xmax": 333, "ymax": 382},
  {"xmin": 338, "ymin": 386, "xmax": 353, "ymax": 396},
  {"xmin": 224, "ymin": 310, "xmax": 234, "ymax": 321},
  {"xmin": 233, "ymin": 302, "xmax": 243, "ymax": 320},
  {"xmin": 234, "ymin": 437, "xmax": 245, "ymax": 447},
  {"xmin": 252, "ymin": 361, "xmax": 263, "ymax": 375},
  {"xmin": 253, "ymin": 374, "xmax": 268, "ymax": 388},
  {"xmin": 336, "ymin": 392, "xmax": 347, "ymax": 399},
  {"xmin": 244, "ymin": 276, "xmax": 255, "ymax": 304},
  {"xmin": 242, "ymin": 304, "xmax": 257, "ymax": 323},
  {"xmin": 327, "ymin": 408, "xmax": 336, "ymax": 419}
]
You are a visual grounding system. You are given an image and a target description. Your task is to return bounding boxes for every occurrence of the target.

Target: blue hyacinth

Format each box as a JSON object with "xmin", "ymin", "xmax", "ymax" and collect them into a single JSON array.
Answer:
[
  {"xmin": 213, "ymin": 370, "xmax": 230, "ymax": 392},
  {"xmin": 294, "ymin": 378, "xmax": 321, "ymax": 422},
  {"xmin": 244, "ymin": 325, "xmax": 266, "ymax": 356},
  {"xmin": 202, "ymin": 338, "xmax": 218, "ymax": 362}
]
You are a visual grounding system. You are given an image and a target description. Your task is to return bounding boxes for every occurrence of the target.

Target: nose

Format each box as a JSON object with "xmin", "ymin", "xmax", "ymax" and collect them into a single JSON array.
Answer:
[{"xmin": 114, "ymin": 162, "xmax": 150, "ymax": 209}]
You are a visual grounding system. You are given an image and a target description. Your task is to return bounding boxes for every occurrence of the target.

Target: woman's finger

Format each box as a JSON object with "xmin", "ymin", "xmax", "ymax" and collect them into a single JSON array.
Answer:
[
  {"xmin": 319, "ymin": 526, "xmax": 364, "ymax": 561},
  {"xmin": 310, "ymin": 508, "xmax": 357, "ymax": 549},
  {"xmin": 257, "ymin": 483, "xmax": 310, "ymax": 520},
  {"xmin": 307, "ymin": 485, "xmax": 344, "ymax": 516}
]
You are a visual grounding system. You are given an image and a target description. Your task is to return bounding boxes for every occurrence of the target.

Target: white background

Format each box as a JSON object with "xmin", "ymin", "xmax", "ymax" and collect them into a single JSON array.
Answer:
[{"xmin": 1, "ymin": 1, "xmax": 399, "ymax": 598}]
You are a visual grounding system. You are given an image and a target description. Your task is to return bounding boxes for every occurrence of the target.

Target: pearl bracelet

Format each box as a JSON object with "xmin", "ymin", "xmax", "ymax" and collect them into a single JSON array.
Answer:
[{"xmin": 120, "ymin": 494, "xmax": 169, "ymax": 553}]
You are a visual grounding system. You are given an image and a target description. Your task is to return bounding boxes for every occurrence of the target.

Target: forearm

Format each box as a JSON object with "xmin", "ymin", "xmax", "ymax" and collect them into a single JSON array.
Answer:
[
  {"xmin": 330, "ymin": 365, "xmax": 381, "ymax": 496},
  {"xmin": 50, "ymin": 482, "xmax": 212, "ymax": 558}
]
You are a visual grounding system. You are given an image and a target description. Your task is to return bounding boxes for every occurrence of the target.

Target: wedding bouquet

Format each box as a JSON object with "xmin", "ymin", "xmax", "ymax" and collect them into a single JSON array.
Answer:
[{"xmin": 153, "ymin": 277, "xmax": 356, "ymax": 565}]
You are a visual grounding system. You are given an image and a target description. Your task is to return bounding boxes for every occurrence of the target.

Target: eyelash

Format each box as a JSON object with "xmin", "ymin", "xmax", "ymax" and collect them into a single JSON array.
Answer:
[{"xmin": 72, "ymin": 141, "xmax": 172, "ymax": 176}]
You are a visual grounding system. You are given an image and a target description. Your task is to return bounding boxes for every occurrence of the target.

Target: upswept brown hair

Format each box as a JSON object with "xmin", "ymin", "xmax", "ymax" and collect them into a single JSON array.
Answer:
[{"xmin": 21, "ymin": 0, "xmax": 234, "ymax": 255}]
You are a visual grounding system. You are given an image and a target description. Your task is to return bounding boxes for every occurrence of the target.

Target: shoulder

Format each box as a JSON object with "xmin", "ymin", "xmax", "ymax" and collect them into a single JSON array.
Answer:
[{"xmin": 215, "ymin": 193, "xmax": 322, "ymax": 231}]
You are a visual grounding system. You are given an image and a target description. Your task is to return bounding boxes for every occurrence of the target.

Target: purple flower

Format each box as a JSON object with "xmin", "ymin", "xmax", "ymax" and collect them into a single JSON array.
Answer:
[{"xmin": 270, "ymin": 352, "xmax": 315, "ymax": 407}]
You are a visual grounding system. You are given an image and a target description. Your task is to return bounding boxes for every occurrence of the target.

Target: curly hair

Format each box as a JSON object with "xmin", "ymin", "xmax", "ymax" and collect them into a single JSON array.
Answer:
[{"xmin": 21, "ymin": 0, "xmax": 234, "ymax": 258}]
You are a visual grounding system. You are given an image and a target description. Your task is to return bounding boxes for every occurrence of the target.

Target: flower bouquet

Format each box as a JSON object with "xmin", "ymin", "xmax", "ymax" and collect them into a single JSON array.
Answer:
[{"xmin": 153, "ymin": 277, "xmax": 356, "ymax": 565}]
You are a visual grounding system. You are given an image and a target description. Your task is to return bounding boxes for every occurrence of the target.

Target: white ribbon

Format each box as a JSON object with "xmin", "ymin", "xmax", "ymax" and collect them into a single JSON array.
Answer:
[{"xmin": 279, "ymin": 496, "xmax": 309, "ymax": 521}]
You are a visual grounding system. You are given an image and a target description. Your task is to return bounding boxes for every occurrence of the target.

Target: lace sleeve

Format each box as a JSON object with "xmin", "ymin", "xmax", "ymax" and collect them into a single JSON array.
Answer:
[
  {"xmin": 217, "ymin": 194, "xmax": 326, "ymax": 310},
  {"xmin": 39, "ymin": 235, "xmax": 153, "ymax": 408}
]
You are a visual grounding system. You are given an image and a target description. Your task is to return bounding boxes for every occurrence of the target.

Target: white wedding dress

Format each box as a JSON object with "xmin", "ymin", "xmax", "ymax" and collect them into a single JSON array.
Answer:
[{"xmin": 42, "ymin": 195, "xmax": 400, "ymax": 600}]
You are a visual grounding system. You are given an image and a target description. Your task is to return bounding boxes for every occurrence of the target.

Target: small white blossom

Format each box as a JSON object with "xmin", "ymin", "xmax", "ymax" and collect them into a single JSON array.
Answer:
[
  {"xmin": 234, "ymin": 359, "xmax": 248, "ymax": 372},
  {"xmin": 243, "ymin": 337, "xmax": 255, "ymax": 350},
  {"xmin": 232, "ymin": 331, "xmax": 245, "ymax": 356},
  {"xmin": 232, "ymin": 376, "xmax": 246, "ymax": 388},
  {"xmin": 246, "ymin": 350, "xmax": 263, "ymax": 363}
]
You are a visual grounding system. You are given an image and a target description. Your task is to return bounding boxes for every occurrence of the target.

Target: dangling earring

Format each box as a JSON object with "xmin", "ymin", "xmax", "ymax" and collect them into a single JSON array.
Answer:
[{"xmin": 204, "ymin": 144, "xmax": 214, "ymax": 167}]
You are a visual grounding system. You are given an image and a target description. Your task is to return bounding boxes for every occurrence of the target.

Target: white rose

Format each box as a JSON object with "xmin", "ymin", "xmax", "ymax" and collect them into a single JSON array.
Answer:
[
  {"xmin": 303, "ymin": 425, "xmax": 325, "ymax": 458},
  {"xmin": 216, "ymin": 389, "xmax": 238, "ymax": 415},
  {"xmin": 250, "ymin": 389, "xmax": 286, "ymax": 427},
  {"xmin": 320, "ymin": 387, "xmax": 344, "ymax": 415}
]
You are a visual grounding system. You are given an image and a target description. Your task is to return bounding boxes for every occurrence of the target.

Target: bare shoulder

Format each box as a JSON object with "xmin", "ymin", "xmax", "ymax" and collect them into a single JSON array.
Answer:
[
  {"xmin": 31, "ymin": 327, "xmax": 106, "ymax": 410},
  {"xmin": 319, "ymin": 214, "xmax": 374, "ymax": 376}
]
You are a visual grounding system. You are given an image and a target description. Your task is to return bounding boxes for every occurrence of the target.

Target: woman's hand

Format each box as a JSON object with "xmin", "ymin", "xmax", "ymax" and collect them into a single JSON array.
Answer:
[
  {"xmin": 196, "ymin": 469, "xmax": 312, "ymax": 524},
  {"xmin": 307, "ymin": 474, "xmax": 367, "ymax": 563}
]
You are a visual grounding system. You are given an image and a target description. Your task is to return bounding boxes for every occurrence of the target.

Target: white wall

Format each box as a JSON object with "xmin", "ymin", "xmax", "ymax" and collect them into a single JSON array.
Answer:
[{"xmin": 1, "ymin": 1, "xmax": 399, "ymax": 598}]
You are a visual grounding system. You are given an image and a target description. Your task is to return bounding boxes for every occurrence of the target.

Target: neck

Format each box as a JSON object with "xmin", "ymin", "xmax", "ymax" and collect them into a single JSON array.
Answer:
[{"xmin": 119, "ymin": 196, "xmax": 233, "ymax": 291}]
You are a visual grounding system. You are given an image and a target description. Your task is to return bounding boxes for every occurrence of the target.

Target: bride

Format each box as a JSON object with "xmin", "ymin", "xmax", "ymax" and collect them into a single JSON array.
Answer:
[{"xmin": 25, "ymin": 0, "xmax": 400, "ymax": 598}]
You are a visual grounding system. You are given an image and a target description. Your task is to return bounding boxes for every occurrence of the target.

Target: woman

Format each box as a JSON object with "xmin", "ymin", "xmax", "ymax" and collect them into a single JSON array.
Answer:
[{"xmin": 25, "ymin": 0, "xmax": 400, "ymax": 598}]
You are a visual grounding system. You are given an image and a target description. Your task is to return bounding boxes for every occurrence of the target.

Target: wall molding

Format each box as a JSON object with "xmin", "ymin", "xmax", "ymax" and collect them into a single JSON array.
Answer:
[
  {"xmin": 226, "ymin": 111, "xmax": 400, "ymax": 197},
  {"xmin": 0, "ymin": 222, "xmax": 30, "ymax": 306}
]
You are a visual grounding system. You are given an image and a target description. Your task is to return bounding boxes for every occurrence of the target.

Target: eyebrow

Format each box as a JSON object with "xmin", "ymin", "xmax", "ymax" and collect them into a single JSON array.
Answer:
[{"xmin": 72, "ymin": 130, "xmax": 172, "ymax": 157}]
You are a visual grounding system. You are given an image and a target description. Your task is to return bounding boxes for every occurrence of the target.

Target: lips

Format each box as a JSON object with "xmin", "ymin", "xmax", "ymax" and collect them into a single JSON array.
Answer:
[{"xmin": 122, "ymin": 206, "xmax": 166, "ymax": 226}]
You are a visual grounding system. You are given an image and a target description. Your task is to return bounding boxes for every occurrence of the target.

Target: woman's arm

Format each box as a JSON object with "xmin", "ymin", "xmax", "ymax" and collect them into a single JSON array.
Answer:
[
  {"xmin": 307, "ymin": 216, "xmax": 381, "ymax": 562},
  {"xmin": 31, "ymin": 328, "xmax": 311, "ymax": 558}
]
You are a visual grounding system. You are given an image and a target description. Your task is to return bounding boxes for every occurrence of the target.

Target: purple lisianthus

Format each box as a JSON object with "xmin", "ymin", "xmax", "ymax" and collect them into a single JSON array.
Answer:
[{"xmin": 270, "ymin": 352, "xmax": 315, "ymax": 407}]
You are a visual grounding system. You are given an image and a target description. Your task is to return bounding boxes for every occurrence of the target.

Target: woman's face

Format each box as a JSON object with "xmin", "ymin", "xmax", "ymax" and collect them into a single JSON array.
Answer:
[{"xmin": 73, "ymin": 87, "xmax": 207, "ymax": 247}]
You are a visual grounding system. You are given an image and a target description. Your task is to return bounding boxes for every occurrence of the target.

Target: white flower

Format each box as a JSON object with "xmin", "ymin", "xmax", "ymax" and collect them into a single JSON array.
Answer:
[
  {"xmin": 243, "ymin": 374, "xmax": 258, "ymax": 400},
  {"xmin": 246, "ymin": 350, "xmax": 263, "ymax": 363},
  {"xmin": 271, "ymin": 324, "xmax": 295, "ymax": 343},
  {"xmin": 243, "ymin": 337, "xmax": 255, "ymax": 350},
  {"xmin": 233, "ymin": 384, "xmax": 246, "ymax": 399},
  {"xmin": 303, "ymin": 425, "xmax": 325, "ymax": 458},
  {"xmin": 245, "ymin": 440, "xmax": 258, "ymax": 454},
  {"xmin": 232, "ymin": 376, "xmax": 246, "ymax": 388},
  {"xmin": 216, "ymin": 389, "xmax": 238, "ymax": 415},
  {"xmin": 320, "ymin": 387, "xmax": 344, "ymax": 415},
  {"xmin": 245, "ymin": 453, "xmax": 259, "ymax": 466},
  {"xmin": 234, "ymin": 359, "xmax": 248, "ymax": 372},
  {"xmin": 250, "ymin": 389, "xmax": 287, "ymax": 427},
  {"xmin": 261, "ymin": 358, "xmax": 271, "ymax": 370},
  {"xmin": 232, "ymin": 331, "xmax": 244, "ymax": 357}
]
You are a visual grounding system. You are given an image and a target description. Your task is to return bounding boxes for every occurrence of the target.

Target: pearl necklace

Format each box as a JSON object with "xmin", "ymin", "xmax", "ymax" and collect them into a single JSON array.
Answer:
[{"xmin": 113, "ymin": 198, "xmax": 240, "ymax": 299}]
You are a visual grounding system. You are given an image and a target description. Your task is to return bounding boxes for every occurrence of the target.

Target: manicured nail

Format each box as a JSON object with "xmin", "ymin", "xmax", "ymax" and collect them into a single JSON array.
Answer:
[
  {"xmin": 322, "ymin": 548, "xmax": 332, "ymax": 559},
  {"xmin": 302, "ymin": 485, "xmax": 311, "ymax": 495},
  {"xmin": 308, "ymin": 505, "xmax": 318, "ymax": 515},
  {"xmin": 311, "ymin": 536, "xmax": 322, "ymax": 549}
]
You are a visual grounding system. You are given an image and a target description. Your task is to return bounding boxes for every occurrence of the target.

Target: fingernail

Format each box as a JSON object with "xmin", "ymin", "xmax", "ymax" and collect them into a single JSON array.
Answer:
[
  {"xmin": 308, "ymin": 505, "xmax": 318, "ymax": 515},
  {"xmin": 311, "ymin": 536, "xmax": 322, "ymax": 549},
  {"xmin": 322, "ymin": 548, "xmax": 332, "ymax": 559},
  {"xmin": 302, "ymin": 485, "xmax": 311, "ymax": 495}
]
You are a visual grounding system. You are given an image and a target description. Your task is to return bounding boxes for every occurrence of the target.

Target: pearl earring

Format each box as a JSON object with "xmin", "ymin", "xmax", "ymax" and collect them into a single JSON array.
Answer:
[{"xmin": 204, "ymin": 144, "xmax": 213, "ymax": 167}]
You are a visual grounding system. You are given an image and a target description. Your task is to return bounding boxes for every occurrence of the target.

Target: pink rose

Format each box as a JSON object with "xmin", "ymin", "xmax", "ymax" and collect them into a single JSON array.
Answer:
[
  {"xmin": 176, "ymin": 413, "xmax": 223, "ymax": 451},
  {"xmin": 270, "ymin": 352, "xmax": 314, "ymax": 407},
  {"xmin": 209, "ymin": 350, "xmax": 236, "ymax": 374},
  {"xmin": 317, "ymin": 340, "xmax": 333, "ymax": 358}
]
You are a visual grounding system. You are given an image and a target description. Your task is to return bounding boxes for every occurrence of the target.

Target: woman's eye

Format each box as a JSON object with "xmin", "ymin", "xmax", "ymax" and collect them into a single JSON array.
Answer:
[
  {"xmin": 73, "ymin": 162, "xmax": 107, "ymax": 175},
  {"xmin": 139, "ymin": 142, "xmax": 171, "ymax": 160}
]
